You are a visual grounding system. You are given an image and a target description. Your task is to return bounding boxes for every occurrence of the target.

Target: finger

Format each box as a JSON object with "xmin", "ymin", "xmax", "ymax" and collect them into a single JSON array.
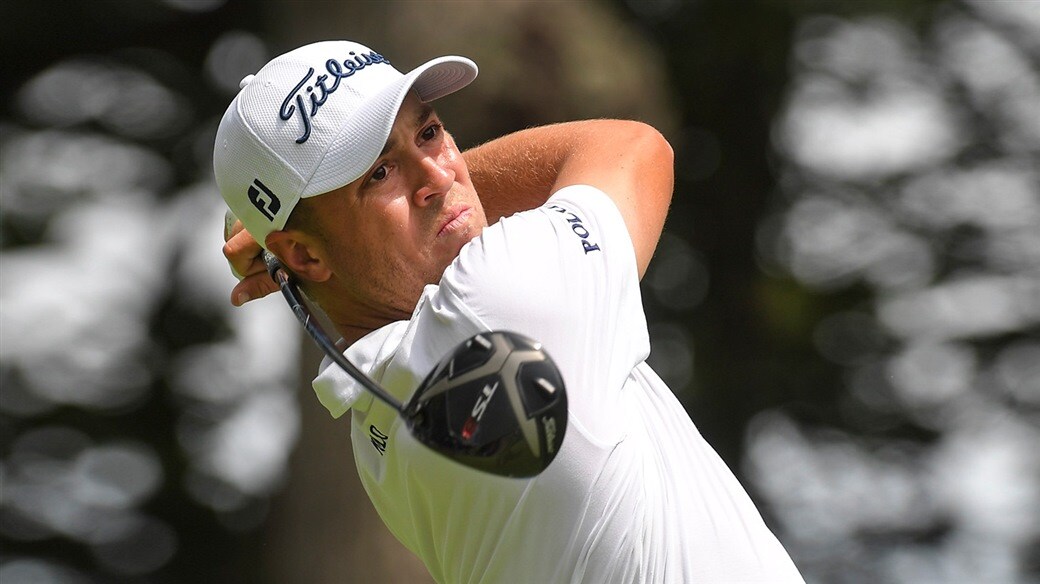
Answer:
[
  {"xmin": 231, "ymin": 272, "xmax": 280, "ymax": 306},
  {"xmin": 224, "ymin": 210, "xmax": 243, "ymax": 242},
  {"xmin": 223, "ymin": 228, "xmax": 264, "ymax": 279}
]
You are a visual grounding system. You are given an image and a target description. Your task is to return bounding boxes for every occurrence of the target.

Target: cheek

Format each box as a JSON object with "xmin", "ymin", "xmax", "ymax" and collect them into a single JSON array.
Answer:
[
  {"xmin": 444, "ymin": 145, "xmax": 471, "ymax": 184},
  {"xmin": 349, "ymin": 243, "xmax": 432, "ymax": 313},
  {"xmin": 334, "ymin": 204, "xmax": 424, "ymax": 279}
]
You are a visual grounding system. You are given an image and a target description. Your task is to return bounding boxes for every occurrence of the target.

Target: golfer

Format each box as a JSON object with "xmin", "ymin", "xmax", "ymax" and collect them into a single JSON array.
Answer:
[{"xmin": 216, "ymin": 40, "xmax": 803, "ymax": 583}]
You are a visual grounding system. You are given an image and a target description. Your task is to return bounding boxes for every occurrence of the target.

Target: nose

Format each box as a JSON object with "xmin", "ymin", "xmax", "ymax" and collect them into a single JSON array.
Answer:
[{"xmin": 412, "ymin": 152, "xmax": 455, "ymax": 207}]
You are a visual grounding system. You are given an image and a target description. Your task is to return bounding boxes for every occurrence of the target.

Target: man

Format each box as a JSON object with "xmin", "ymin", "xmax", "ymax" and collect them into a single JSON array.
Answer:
[{"xmin": 216, "ymin": 40, "xmax": 803, "ymax": 583}]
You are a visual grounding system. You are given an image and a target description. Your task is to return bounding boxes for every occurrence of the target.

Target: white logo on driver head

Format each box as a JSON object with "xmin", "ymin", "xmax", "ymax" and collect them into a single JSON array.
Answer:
[{"xmin": 471, "ymin": 381, "xmax": 499, "ymax": 422}]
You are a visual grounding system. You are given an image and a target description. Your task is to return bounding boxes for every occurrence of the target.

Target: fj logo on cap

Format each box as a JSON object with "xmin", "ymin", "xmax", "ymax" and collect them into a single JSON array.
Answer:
[
  {"xmin": 280, "ymin": 51, "xmax": 391, "ymax": 144},
  {"xmin": 248, "ymin": 179, "xmax": 281, "ymax": 221}
]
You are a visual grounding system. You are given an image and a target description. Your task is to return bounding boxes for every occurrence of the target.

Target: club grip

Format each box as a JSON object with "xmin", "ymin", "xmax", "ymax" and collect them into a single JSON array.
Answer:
[{"xmin": 262, "ymin": 250, "xmax": 285, "ymax": 282}]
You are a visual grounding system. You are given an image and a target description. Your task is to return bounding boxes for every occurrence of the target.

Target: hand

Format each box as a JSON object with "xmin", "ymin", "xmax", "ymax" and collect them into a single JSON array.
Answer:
[{"xmin": 223, "ymin": 212, "xmax": 279, "ymax": 306}]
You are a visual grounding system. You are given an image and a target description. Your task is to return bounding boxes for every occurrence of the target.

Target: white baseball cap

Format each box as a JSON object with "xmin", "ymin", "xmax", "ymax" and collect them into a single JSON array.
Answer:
[{"xmin": 213, "ymin": 40, "xmax": 478, "ymax": 247}]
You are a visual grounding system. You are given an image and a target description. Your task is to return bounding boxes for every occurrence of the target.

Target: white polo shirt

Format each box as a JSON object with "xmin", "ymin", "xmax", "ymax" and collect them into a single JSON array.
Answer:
[{"xmin": 313, "ymin": 185, "xmax": 803, "ymax": 583}]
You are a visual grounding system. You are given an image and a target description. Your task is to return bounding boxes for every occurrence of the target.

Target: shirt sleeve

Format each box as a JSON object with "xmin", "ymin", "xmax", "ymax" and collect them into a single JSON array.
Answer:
[{"xmin": 435, "ymin": 184, "xmax": 651, "ymax": 443}]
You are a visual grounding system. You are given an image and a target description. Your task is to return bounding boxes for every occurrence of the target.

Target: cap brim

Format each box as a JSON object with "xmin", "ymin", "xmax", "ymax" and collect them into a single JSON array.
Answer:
[
  {"xmin": 302, "ymin": 56, "xmax": 478, "ymax": 198},
  {"xmin": 409, "ymin": 56, "xmax": 479, "ymax": 103}
]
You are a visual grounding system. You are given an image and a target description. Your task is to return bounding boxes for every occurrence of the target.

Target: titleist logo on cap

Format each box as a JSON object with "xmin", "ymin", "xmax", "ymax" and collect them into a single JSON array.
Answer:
[{"xmin": 279, "ymin": 51, "xmax": 391, "ymax": 144}]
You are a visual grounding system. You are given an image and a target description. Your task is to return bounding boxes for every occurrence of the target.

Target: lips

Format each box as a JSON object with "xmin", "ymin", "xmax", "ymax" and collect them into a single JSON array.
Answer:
[{"xmin": 437, "ymin": 206, "xmax": 472, "ymax": 237}]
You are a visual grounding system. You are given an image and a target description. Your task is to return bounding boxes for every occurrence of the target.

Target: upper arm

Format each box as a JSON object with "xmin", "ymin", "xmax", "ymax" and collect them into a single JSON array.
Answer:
[{"xmin": 549, "ymin": 120, "xmax": 674, "ymax": 279}]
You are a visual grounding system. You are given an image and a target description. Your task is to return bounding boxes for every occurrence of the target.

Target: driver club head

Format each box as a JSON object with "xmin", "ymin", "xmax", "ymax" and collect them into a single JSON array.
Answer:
[{"xmin": 403, "ymin": 331, "xmax": 568, "ymax": 477}]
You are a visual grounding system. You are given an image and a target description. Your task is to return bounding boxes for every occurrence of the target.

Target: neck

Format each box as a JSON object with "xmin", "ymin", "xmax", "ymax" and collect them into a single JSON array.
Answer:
[
  {"xmin": 307, "ymin": 285, "xmax": 411, "ymax": 348},
  {"xmin": 326, "ymin": 318, "xmax": 374, "ymax": 349}
]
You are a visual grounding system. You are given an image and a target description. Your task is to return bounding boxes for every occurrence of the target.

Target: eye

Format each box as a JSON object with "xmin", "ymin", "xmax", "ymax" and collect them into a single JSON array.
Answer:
[
  {"xmin": 370, "ymin": 164, "xmax": 388, "ymax": 182},
  {"xmin": 421, "ymin": 123, "xmax": 442, "ymax": 142}
]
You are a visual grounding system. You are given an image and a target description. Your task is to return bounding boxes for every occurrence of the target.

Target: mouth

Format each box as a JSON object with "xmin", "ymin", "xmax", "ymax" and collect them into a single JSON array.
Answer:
[{"xmin": 437, "ymin": 206, "xmax": 473, "ymax": 238}]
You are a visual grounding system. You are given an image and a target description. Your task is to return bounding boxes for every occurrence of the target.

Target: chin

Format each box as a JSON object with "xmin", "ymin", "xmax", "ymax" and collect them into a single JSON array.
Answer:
[{"xmin": 454, "ymin": 224, "xmax": 482, "ymax": 256}]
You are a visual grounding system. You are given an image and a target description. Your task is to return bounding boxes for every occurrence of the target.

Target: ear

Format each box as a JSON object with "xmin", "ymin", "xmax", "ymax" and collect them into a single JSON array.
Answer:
[{"xmin": 265, "ymin": 229, "xmax": 332, "ymax": 283}]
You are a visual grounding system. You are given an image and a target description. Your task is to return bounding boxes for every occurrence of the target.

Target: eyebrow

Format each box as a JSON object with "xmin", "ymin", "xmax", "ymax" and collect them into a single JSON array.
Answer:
[{"xmin": 378, "ymin": 103, "xmax": 436, "ymax": 158}]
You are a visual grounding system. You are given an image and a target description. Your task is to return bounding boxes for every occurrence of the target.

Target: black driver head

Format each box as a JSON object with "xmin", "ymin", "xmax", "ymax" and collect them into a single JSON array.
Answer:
[{"xmin": 403, "ymin": 331, "xmax": 568, "ymax": 477}]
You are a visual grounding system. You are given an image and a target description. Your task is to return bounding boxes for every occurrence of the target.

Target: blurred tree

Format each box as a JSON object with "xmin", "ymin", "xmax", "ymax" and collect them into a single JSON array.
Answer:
[
  {"xmin": 746, "ymin": 2, "xmax": 1040, "ymax": 580},
  {"xmin": 2, "ymin": 1, "xmax": 287, "ymax": 582}
]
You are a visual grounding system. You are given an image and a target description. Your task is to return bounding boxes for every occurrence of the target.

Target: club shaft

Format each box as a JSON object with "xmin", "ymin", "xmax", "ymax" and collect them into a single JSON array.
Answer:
[{"xmin": 263, "ymin": 252, "xmax": 406, "ymax": 414}]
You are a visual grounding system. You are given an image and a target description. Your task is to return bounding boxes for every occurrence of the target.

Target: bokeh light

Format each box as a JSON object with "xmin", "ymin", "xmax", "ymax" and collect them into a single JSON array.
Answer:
[
  {"xmin": 1, "ymin": 36, "xmax": 300, "ymax": 579},
  {"xmin": 753, "ymin": 6, "xmax": 1040, "ymax": 581},
  {"xmin": 205, "ymin": 31, "xmax": 269, "ymax": 95}
]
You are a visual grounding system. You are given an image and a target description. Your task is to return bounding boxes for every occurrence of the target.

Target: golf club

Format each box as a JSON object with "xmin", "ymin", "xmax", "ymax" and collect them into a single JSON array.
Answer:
[{"xmin": 262, "ymin": 251, "xmax": 567, "ymax": 477}]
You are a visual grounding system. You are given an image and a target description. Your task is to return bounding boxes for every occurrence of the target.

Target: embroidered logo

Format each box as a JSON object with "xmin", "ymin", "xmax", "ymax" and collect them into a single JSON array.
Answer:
[
  {"xmin": 547, "ymin": 204, "xmax": 602, "ymax": 254},
  {"xmin": 247, "ymin": 178, "xmax": 280, "ymax": 221},
  {"xmin": 280, "ymin": 51, "xmax": 391, "ymax": 144},
  {"xmin": 369, "ymin": 425, "xmax": 389, "ymax": 456}
]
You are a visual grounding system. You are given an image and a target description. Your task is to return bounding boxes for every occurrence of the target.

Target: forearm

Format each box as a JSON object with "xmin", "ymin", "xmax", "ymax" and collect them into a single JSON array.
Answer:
[{"xmin": 463, "ymin": 125, "xmax": 569, "ymax": 223}]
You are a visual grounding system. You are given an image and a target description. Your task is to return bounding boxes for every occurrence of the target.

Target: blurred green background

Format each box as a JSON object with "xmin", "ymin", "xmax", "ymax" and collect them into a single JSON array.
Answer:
[{"xmin": 2, "ymin": 0, "xmax": 1038, "ymax": 582}]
